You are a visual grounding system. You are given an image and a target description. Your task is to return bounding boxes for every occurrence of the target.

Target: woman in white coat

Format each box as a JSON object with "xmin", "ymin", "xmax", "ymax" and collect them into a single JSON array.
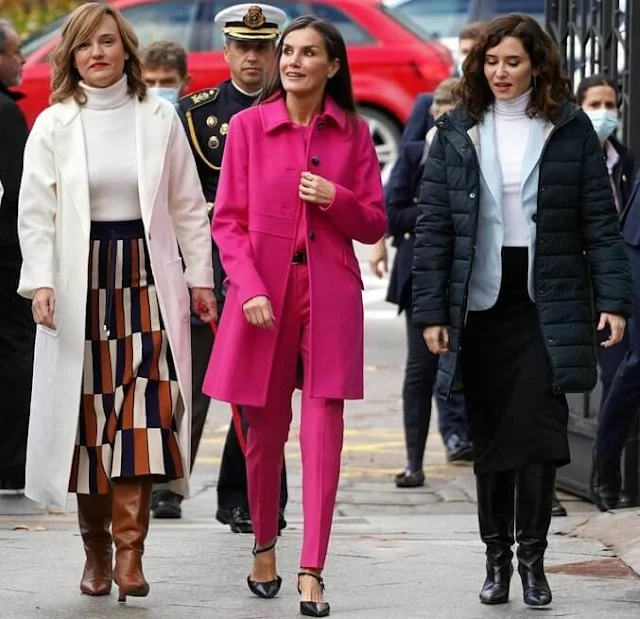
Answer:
[{"xmin": 17, "ymin": 3, "xmax": 216, "ymax": 603}]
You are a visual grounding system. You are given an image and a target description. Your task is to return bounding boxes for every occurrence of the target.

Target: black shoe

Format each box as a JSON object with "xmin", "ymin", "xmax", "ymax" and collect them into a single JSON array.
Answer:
[
  {"xmin": 445, "ymin": 434, "xmax": 473, "ymax": 463},
  {"xmin": 618, "ymin": 491, "xmax": 635, "ymax": 509},
  {"xmin": 151, "ymin": 490, "xmax": 182, "ymax": 519},
  {"xmin": 217, "ymin": 506, "xmax": 253, "ymax": 533},
  {"xmin": 394, "ymin": 470, "xmax": 425, "ymax": 488},
  {"xmin": 590, "ymin": 449, "xmax": 621, "ymax": 511},
  {"xmin": 516, "ymin": 464, "xmax": 554, "ymax": 607},
  {"xmin": 480, "ymin": 555, "xmax": 513, "ymax": 605},
  {"xmin": 476, "ymin": 471, "xmax": 516, "ymax": 605},
  {"xmin": 551, "ymin": 493, "xmax": 567, "ymax": 517},
  {"xmin": 298, "ymin": 571, "xmax": 330, "ymax": 617},
  {"xmin": 247, "ymin": 539, "xmax": 282, "ymax": 599}
]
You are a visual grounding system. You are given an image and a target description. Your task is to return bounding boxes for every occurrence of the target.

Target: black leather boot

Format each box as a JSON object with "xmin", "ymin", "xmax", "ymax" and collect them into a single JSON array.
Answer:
[
  {"xmin": 590, "ymin": 448, "xmax": 620, "ymax": 511},
  {"xmin": 476, "ymin": 470, "xmax": 516, "ymax": 605},
  {"xmin": 516, "ymin": 464, "xmax": 554, "ymax": 607}
]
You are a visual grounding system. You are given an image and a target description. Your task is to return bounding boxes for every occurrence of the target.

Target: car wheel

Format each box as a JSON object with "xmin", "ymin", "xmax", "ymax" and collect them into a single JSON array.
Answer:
[{"xmin": 358, "ymin": 106, "xmax": 402, "ymax": 186}]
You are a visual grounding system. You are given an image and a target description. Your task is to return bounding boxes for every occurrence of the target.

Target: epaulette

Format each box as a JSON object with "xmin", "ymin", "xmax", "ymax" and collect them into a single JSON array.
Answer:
[{"xmin": 178, "ymin": 87, "xmax": 220, "ymax": 113}]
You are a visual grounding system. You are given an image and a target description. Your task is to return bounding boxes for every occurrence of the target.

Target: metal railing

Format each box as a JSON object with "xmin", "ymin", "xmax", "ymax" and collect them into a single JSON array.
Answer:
[
  {"xmin": 546, "ymin": 0, "xmax": 640, "ymax": 502},
  {"xmin": 545, "ymin": 0, "xmax": 640, "ymax": 159}
]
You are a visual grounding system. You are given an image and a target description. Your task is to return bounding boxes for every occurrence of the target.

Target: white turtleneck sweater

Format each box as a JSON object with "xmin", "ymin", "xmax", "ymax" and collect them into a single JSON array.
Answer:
[
  {"xmin": 494, "ymin": 90, "xmax": 533, "ymax": 247},
  {"xmin": 79, "ymin": 75, "xmax": 141, "ymax": 221}
]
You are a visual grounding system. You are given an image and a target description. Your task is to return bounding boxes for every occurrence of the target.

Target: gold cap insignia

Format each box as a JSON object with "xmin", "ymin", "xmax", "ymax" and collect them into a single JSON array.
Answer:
[{"xmin": 243, "ymin": 5, "xmax": 267, "ymax": 29}]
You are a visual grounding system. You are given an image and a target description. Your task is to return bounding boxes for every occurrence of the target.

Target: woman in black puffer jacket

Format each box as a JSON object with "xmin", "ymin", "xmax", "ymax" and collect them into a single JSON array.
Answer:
[{"xmin": 412, "ymin": 13, "xmax": 632, "ymax": 609}]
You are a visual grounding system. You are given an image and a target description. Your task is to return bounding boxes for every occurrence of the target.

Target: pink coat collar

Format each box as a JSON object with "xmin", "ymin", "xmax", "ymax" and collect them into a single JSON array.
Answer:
[{"xmin": 259, "ymin": 95, "xmax": 347, "ymax": 133}]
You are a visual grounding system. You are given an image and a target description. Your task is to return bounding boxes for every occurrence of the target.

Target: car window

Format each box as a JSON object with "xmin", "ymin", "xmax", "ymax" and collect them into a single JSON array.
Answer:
[
  {"xmin": 121, "ymin": 1, "xmax": 199, "ymax": 50},
  {"xmin": 385, "ymin": 0, "xmax": 472, "ymax": 39},
  {"xmin": 310, "ymin": 4, "xmax": 374, "ymax": 45},
  {"xmin": 199, "ymin": 1, "xmax": 306, "ymax": 51}
]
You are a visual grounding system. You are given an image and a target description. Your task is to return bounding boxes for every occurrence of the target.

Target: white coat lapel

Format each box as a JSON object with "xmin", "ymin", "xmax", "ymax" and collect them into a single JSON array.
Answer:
[
  {"xmin": 477, "ymin": 110, "xmax": 503, "ymax": 211},
  {"xmin": 135, "ymin": 97, "xmax": 171, "ymax": 230},
  {"xmin": 52, "ymin": 101, "xmax": 91, "ymax": 239}
]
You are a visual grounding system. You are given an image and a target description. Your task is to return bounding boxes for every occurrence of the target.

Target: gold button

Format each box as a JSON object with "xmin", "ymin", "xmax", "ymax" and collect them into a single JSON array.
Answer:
[
  {"xmin": 220, "ymin": 123, "xmax": 229, "ymax": 136},
  {"xmin": 404, "ymin": 232, "xmax": 411, "ymax": 240},
  {"xmin": 206, "ymin": 115, "xmax": 217, "ymax": 128},
  {"xmin": 208, "ymin": 136, "xmax": 220, "ymax": 150}
]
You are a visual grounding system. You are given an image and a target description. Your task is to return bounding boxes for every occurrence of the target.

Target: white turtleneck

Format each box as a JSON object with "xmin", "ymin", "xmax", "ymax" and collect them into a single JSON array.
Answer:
[
  {"xmin": 79, "ymin": 75, "xmax": 141, "ymax": 222},
  {"xmin": 494, "ymin": 90, "xmax": 532, "ymax": 247}
]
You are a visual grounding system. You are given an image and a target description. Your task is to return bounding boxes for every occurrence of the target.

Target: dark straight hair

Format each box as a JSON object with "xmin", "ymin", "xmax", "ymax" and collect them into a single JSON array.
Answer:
[
  {"xmin": 576, "ymin": 74, "xmax": 620, "ymax": 107},
  {"xmin": 258, "ymin": 16, "xmax": 356, "ymax": 113}
]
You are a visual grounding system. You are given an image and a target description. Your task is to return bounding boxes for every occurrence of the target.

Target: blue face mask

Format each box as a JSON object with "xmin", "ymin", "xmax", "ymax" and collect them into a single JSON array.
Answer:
[
  {"xmin": 148, "ymin": 86, "xmax": 180, "ymax": 104},
  {"xmin": 585, "ymin": 108, "xmax": 618, "ymax": 141}
]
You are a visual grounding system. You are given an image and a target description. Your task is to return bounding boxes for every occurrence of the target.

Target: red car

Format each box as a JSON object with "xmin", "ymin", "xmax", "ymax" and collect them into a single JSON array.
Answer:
[{"xmin": 17, "ymin": 0, "xmax": 453, "ymax": 183}]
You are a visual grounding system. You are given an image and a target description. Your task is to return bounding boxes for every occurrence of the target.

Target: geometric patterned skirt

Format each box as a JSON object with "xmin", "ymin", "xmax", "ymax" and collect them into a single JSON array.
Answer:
[{"xmin": 69, "ymin": 219, "xmax": 184, "ymax": 495}]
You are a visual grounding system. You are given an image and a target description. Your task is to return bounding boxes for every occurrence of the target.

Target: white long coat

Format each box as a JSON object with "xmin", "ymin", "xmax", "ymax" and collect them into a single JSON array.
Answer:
[{"xmin": 17, "ymin": 93, "xmax": 213, "ymax": 508}]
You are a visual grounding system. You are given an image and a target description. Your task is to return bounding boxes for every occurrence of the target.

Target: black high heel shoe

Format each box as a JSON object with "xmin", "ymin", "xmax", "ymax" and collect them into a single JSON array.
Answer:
[
  {"xmin": 247, "ymin": 539, "xmax": 282, "ymax": 599},
  {"xmin": 298, "ymin": 571, "xmax": 330, "ymax": 617}
]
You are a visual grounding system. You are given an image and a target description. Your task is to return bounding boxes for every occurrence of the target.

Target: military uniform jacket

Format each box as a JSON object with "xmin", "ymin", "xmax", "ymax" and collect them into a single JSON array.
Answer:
[
  {"xmin": 177, "ymin": 79, "xmax": 258, "ymax": 204},
  {"xmin": 177, "ymin": 79, "xmax": 258, "ymax": 307}
]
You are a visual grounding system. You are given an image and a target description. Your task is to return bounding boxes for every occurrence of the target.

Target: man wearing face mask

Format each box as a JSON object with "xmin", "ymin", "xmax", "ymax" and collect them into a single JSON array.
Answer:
[
  {"xmin": 577, "ymin": 75, "xmax": 637, "ymax": 513},
  {"xmin": 0, "ymin": 19, "xmax": 34, "ymax": 494},
  {"xmin": 142, "ymin": 41, "xmax": 190, "ymax": 105},
  {"xmin": 152, "ymin": 4, "xmax": 290, "ymax": 532}
]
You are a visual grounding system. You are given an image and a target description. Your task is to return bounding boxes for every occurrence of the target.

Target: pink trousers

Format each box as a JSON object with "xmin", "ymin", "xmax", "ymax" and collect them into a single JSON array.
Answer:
[{"xmin": 243, "ymin": 262, "xmax": 344, "ymax": 570}]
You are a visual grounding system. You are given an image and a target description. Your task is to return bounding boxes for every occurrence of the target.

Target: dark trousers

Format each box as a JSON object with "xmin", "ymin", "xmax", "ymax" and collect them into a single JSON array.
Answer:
[
  {"xmin": 403, "ymin": 304, "xmax": 468, "ymax": 472},
  {"xmin": 596, "ymin": 245, "xmax": 640, "ymax": 460}
]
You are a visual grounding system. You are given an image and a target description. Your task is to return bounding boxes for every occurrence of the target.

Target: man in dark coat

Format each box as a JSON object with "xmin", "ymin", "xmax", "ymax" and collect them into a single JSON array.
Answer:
[
  {"xmin": 0, "ymin": 20, "xmax": 33, "ymax": 491},
  {"xmin": 591, "ymin": 176, "xmax": 640, "ymax": 510}
]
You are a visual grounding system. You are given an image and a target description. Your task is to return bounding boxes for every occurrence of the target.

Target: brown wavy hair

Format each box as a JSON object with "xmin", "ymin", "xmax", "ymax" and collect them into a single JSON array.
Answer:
[
  {"xmin": 458, "ymin": 13, "xmax": 573, "ymax": 121},
  {"xmin": 50, "ymin": 3, "xmax": 146, "ymax": 105}
]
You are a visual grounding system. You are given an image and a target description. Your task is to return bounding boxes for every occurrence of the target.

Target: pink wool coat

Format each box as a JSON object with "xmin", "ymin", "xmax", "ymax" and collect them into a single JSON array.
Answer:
[{"xmin": 202, "ymin": 96, "xmax": 387, "ymax": 408}]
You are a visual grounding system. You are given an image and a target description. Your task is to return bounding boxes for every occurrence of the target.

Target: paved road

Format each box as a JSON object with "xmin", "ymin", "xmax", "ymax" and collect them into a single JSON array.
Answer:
[{"xmin": 3, "ymin": 246, "xmax": 639, "ymax": 618}]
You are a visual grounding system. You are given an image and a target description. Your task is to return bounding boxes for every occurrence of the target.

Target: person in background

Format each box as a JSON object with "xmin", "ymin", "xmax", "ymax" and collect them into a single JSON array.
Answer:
[
  {"xmin": 581, "ymin": 75, "xmax": 638, "ymax": 512},
  {"xmin": 204, "ymin": 16, "xmax": 386, "ymax": 616},
  {"xmin": 368, "ymin": 21, "xmax": 485, "ymax": 280},
  {"xmin": 386, "ymin": 77, "xmax": 472, "ymax": 490},
  {"xmin": 161, "ymin": 3, "xmax": 290, "ymax": 531},
  {"xmin": 17, "ymin": 3, "xmax": 216, "ymax": 603},
  {"xmin": 141, "ymin": 40, "xmax": 190, "ymax": 104},
  {"xmin": 413, "ymin": 14, "xmax": 631, "ymax": 607},
  {"xmin": 0, "ymin": 18, "xmax": 33, "ymax": 493}
]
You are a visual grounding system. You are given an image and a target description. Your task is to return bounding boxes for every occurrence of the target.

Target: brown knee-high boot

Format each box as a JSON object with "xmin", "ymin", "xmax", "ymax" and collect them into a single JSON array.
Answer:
[
  {"xmin": 112, "ymin": 478, "xmax": 153, "ymax": 602},
  {"xmin": 77, "ymin": 493, "xmax": 113, "ymax": 596}
]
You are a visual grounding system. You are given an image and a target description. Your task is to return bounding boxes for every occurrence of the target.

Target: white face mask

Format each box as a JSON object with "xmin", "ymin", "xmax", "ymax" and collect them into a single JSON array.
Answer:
[
  {"xmin": 148, "ymin": 86, "xmax": 180, "ymax": 104},
  {"xmin": 585, "ymin": 108, "xmax": 618, "ymax": 141}
]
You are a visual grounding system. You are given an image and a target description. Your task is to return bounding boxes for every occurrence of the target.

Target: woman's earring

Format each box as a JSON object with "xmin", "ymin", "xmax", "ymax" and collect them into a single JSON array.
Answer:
[{"xmin": 533, "ymin": 75, "xmax": 538, "ymax": 90}]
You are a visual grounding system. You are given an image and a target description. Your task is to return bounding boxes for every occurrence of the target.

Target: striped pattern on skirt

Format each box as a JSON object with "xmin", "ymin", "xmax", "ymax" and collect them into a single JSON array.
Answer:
[{"xmin": 69, "ymin": 220, "xmax": 184, "ymax": 495}]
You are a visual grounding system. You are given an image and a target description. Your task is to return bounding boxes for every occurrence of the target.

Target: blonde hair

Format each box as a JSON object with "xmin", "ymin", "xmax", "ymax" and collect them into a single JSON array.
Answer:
[{"xmin": 50, "ymin": 3, "xmax": 146, "ymax": 105}]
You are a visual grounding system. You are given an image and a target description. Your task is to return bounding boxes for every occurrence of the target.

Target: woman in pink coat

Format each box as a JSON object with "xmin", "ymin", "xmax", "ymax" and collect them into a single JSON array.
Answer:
[{"xmin": 202, "ymin": 15, "xmax": 386, "ymax": 618}]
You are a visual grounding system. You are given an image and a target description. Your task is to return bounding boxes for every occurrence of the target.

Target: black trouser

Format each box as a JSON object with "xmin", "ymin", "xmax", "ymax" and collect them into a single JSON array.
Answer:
[
  {"xmin": 596, "ymin": 245, "xmax": 640, "ymax": 461},
  {"xmin": 402, "ymin": 304, "xmax": 468, "ymax": 471}
]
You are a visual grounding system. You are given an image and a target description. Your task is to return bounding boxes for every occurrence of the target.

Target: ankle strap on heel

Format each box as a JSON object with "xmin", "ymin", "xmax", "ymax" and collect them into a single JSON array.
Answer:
[
  {"xmin": 297, "ymin": 571, "xmax": 325, "ymax": 594},
  {"xmin": 252, "ymin": 539, "xmax": 277, "ymax": 556}
]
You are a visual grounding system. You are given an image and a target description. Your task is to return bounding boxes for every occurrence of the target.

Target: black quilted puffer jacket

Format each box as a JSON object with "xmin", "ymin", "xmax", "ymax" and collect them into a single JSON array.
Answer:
[{"xmin": 412, "ymin": 100, "xmax": 633, "ymax": 396}]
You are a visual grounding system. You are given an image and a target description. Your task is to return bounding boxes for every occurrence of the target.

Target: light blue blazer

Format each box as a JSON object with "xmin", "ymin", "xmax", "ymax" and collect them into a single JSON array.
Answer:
[{"xmin": 467, "ymin": 109, "xmax": 554, "ymax": 311}]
